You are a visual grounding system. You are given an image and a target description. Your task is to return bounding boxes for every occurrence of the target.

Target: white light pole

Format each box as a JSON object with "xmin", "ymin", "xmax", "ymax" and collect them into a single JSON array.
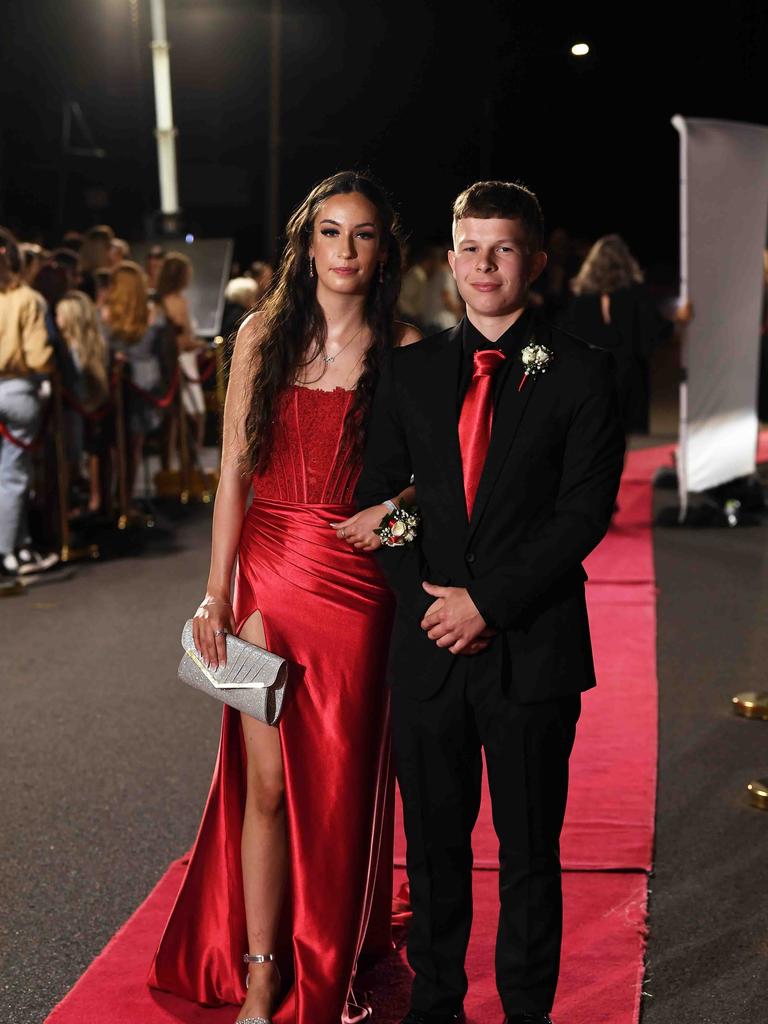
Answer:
[{"xmin": 149, "ymin": 0, "xmax": 180, "ymax": 224}]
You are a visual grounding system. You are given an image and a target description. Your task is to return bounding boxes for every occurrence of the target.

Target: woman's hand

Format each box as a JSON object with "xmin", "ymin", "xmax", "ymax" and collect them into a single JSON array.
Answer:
[
  {"xmin": 330, "ymin": 504, "xmax": 386, "ymax": 551},
  {"xmin": 192, "ymin": 593, "xmax": 236, "ymax": 670}
]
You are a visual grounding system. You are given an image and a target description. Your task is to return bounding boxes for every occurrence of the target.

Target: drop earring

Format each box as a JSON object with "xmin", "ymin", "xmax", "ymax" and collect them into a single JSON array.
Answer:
[
  {"xmin": 309, "ymin": 256, "xmax": 315, "ymax": 279},
  {"xmin": 378, "ymin": 262, "xmax": 385, "ymax": 284}
]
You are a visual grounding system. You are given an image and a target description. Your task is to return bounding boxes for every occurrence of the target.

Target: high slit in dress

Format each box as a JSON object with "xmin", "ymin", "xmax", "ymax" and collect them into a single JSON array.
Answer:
[{"xmin": 149, "ymin": 384, "xmax": 396, "ymax": 1023}]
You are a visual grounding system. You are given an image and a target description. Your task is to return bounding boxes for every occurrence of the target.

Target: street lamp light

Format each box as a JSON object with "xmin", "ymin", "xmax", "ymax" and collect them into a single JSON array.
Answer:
[{"xmin": 571, "ymin": 42, "xmax": 590, "ymax": 57}]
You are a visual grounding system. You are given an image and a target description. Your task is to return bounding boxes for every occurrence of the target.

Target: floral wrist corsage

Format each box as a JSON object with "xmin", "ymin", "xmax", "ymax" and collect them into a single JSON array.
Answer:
[{"xmin": 374, "ymin": 502, "xmax": 420, "ymax": 547}]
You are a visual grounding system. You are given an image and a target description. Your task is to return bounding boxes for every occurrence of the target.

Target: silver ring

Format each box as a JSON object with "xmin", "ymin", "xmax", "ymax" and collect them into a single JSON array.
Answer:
[
  {"xmin": 214, "ymin": 628, "xmax": 227, "ymax": 637},
  {"xmin": 341, "ymin": 528, "xmax": 347, "ymax": 537}
]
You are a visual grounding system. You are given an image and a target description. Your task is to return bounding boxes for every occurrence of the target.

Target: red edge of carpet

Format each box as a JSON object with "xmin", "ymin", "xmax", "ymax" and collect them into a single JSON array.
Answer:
[{"xmin": 45, "ymin": 439, "xmax": 685, "ymax": 1024}]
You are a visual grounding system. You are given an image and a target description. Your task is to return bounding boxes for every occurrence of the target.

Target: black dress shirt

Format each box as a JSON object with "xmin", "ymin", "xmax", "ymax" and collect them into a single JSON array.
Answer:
[{"xmin": 458, "ymin": 308, "xmax": 534, "ymax": 407}]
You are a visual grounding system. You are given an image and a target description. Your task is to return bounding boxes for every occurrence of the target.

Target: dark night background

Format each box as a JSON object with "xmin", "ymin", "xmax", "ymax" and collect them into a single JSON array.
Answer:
[{"xmin": 1, "ymin": 0, "xmax": 766, "ymax": 275}]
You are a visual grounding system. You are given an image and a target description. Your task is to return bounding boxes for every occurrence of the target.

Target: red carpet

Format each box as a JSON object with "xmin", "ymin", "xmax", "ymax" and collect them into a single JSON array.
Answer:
[
  {"xmin": 46, "ymin": 864, "xmax": 648, "ymax": 1024},
  {"xmin": 46, "ymin": 445, "xmax": 667, "ymax": 1024}
]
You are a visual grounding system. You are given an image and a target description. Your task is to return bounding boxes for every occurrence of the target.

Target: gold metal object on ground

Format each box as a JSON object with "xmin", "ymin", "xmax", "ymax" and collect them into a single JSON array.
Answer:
[
  {"xmin": 0, "ymin": 580, "xmax": 25, "ymax": 598},
  {"xmin": 732, "ymin": 692, "xmax": 768, "ymax": 720},
  {"xmin": 153, "ymin": 467, "xmax": 219, "ymax": 503},
  {"xmin": 61, "ymin": 543, "xmax": 100, "ymax": 563},
  {"xmin": 747, "ymin": 778, "xmax": 768, "ymax": 810}
]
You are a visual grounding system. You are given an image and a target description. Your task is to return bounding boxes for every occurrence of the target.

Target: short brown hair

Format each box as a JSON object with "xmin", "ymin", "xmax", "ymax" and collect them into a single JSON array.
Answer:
[
  {"xmin": 156, "ymin": 252, "xmax": 192, "ymax": 297},
  {"xmin": 452, "ymin": 180, "xmax": 544, "ymax": 252}
]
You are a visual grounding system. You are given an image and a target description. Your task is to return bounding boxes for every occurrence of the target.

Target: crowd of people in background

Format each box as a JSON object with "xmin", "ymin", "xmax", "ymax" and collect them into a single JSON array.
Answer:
[
  {"xmin": 0, "ymin": 215, "xmax": 690, "ymax": 584},
  {"xmin": 0, "ymin": 223, "xmax": 274, "ymax": 581}
]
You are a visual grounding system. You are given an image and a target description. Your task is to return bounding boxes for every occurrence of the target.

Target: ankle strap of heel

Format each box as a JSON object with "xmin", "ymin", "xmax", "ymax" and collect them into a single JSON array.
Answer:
[{"xmin": 243, "ymin": 953, "xmax": 275, "ymax": 965}]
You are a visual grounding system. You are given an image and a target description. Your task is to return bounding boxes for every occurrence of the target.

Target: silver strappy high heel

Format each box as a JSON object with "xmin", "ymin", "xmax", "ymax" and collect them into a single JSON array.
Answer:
[{"xmin": 238, "ymin": 953, "xmax": 280, "ymax": 1024}]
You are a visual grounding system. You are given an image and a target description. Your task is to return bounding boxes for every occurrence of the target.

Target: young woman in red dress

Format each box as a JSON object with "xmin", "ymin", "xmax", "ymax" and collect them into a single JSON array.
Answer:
[{"xmin": 149, "ymin": 172, "xmax": 420, "ymax": 1024}]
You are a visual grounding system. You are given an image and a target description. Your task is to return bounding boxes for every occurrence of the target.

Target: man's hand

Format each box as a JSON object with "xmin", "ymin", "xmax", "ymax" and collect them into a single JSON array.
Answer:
[{"xmin": 420, "ymin": 582, "xmax": 496, "ymax": 655}]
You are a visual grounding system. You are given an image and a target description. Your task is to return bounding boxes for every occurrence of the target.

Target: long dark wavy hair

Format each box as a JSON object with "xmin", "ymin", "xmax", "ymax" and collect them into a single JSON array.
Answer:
[{"xmin": 241, "ymin": 171, "xmax": 404, "ymax": 476}]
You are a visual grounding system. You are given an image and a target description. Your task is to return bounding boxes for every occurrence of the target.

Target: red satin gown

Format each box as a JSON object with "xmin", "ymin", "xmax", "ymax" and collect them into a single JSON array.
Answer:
[{"xmin": 149, "ymin": 384, "xmax": 396, "ymax": 1023}]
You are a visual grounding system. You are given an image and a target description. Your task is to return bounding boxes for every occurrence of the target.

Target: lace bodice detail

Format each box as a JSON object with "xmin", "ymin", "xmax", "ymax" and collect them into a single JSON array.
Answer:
[{"xmin": 253, "ymin": 385, "xmax": 360, "ymax": 504}]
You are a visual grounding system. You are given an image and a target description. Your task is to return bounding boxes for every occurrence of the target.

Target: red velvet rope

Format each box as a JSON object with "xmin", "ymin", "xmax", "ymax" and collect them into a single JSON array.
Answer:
[
  {"xmin": 62, "ymin": 389, "xmax": 114, "ymax": 422},
  {"xmin": 0, "ymin": 402, "xmax": 52, "ymax": 452},
  {"xmin": 180, "ymin": 357, "xmax": 216, "ymax": 386},
  {"xmin": 124, "ymin": 364, "xmax": 180, "ymax": 409},
  {"xmin": 3, "ymin": 360, "xmax": 192, "ymax": 446}
]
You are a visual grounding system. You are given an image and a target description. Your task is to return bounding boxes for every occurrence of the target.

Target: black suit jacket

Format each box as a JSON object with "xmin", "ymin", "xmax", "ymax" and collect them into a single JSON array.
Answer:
[{"xmin": 356, "ymin": 313, "xmax": 625, "ymax": 703}]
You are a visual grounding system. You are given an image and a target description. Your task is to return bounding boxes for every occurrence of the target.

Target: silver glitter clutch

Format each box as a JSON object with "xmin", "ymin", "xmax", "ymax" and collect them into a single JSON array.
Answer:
[{"xmin": 178, "ymin": 620, "xmax": 289, "ymax": 726}]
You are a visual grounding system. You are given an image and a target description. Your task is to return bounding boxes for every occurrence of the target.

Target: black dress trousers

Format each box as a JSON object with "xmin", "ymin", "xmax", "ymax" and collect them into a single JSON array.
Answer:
[{"xmin": 391, "ymin": 646, "xmax": 581, "ymax": 1016}]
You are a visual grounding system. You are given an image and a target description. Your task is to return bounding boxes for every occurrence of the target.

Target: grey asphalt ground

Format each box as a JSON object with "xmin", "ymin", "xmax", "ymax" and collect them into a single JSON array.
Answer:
[
  {"xmin": 1, "ymin": 504, "xmax": 223, "ymax": 1024},
  {"xmin": 643, "ymin": 482, "xmax": 768, "ymax": 1024},
  {"xmin": 3, "ymin": 458, "xmax": 768, "ymax": 1024}
]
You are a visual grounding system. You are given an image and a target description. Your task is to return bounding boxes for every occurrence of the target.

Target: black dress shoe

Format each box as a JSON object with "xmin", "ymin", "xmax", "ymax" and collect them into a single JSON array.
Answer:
[
  {"xmin": 399, "ymin": 1010, "xmax": 465, "ymax": 1024},
  {"xmin": 503, "ymin": 1014, "xmax": 553, "ymax": 1023}
]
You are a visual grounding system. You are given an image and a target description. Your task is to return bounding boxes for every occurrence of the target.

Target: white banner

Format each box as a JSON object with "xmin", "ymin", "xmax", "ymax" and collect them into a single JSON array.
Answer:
[{"xmin": 672, "ymin": 116, "xmax": 768, "ymax": 499}]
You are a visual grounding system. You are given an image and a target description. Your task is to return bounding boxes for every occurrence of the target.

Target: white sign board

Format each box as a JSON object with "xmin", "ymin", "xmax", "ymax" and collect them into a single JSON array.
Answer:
[{"xmin": 672, "ymin": 116, "xmax": 768, "ymax": 501}]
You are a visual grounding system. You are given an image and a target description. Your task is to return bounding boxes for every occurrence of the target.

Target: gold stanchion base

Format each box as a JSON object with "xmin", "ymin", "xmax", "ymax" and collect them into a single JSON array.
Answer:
[
  {"xmin": 732, "ymin": 692, "xmax": 768, "ymax": 720},
  {"xmin": 61, "ymin": 544, "xmax": 100, "ymax": 564},
  {"xmin": 747, "ymin": 778, "xmax": 768, "ymax": 810},
  {"xmin": 154, "ymin": 468, "xmax": 219, "ymax": 503},
  {"xmin": 0, "ymin": 580, "xmax": 25, "ymax": 598},
  {"xmin": 117, "ymin": 509, "xmax": 154, "ymax": 531}
]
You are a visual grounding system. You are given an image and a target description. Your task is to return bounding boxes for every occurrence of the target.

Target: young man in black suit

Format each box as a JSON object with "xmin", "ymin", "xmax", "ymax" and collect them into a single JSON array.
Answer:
[{"xmin": 356, "ymin": 181, "xmax": 625, "ymax": 1024}]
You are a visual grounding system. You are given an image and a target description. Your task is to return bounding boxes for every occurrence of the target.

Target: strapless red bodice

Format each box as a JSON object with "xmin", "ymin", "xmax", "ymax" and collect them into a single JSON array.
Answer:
[{"xmin": 254, "ymin": 385, "xmax": 359, "ymax": 504}]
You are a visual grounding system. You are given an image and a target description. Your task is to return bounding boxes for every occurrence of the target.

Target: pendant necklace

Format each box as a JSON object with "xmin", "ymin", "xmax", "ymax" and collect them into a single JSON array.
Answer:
[{"xmin": 323, "ymin": 324, "xmax": 364, "ymax": 365}]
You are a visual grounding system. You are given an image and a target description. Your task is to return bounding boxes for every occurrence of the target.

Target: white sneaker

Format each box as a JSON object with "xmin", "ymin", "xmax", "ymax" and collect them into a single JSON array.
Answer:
[
  {"xmin": 1, "ymin": 552, "xmax": 20, "ymax": 577},
  {"xmin": 16, "ymin": 548, "xmax": 60, "ymax": 575}
]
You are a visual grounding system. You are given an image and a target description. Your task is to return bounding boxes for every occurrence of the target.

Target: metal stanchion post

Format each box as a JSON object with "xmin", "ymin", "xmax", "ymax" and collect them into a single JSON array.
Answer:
[
  {"xmin": 51, "ymin": 374, "xmax": 100, "ymax": 564},
  {"xmin": 214, "ymin": 335, "xmax": 226, "ymax": 464},
  {"xmin": 51, "ymin": 371, "xmax": 71, "ymax": 561},
  {"xmin": 177, "ymin": 370, "xmax": 191, "ymax": 505},
  {"xmin": 113, "ymin": 362, "xmax": 130, "ymax": 529}
]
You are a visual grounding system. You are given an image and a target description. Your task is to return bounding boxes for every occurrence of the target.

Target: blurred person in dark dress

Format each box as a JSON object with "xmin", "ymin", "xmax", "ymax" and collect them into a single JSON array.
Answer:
[
  {"xmin": 156, "ymin": 252, "xmax": 209, "ymax": 460},
  {"xmin": 564, "ymin": 234, "xmax": 689, "ymax": 435}
]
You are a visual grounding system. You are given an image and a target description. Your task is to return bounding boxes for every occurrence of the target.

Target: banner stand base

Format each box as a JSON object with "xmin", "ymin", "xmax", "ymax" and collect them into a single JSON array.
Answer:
[
  {"xmin": 656, "ymin": 502, "xmax": 763, "ymax": 528},
  {"xmin": 657, "ymin": 472, "xmax": 766, "ymax": 528}
]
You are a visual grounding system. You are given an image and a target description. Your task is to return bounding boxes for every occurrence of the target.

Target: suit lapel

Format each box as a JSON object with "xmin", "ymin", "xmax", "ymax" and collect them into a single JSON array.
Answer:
[
  {"xmin": 465, "ymin": 314, "xmax": 541, "ymax": 545},
  {"xmin": 422, "ymin": 323, "xmax": 468, "ymax": 529}
]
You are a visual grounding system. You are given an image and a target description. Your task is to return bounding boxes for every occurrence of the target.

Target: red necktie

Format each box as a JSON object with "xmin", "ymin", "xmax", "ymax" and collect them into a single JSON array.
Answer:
[{"xmin": 458, "ymin": 348, "xmax": 506, "ymax": 518}]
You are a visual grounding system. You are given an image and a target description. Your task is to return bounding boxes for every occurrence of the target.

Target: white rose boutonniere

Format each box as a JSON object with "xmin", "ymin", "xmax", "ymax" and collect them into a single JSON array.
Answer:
[{"xmin": 518, "ymin": 341, "xmax": 554, "ymax": 392}]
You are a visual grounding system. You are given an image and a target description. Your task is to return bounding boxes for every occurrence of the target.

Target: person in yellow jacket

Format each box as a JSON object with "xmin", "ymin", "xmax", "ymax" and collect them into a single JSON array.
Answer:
[{"xmin": 0, "ymin": 226, "xmax": 56, "ymax": 578}]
